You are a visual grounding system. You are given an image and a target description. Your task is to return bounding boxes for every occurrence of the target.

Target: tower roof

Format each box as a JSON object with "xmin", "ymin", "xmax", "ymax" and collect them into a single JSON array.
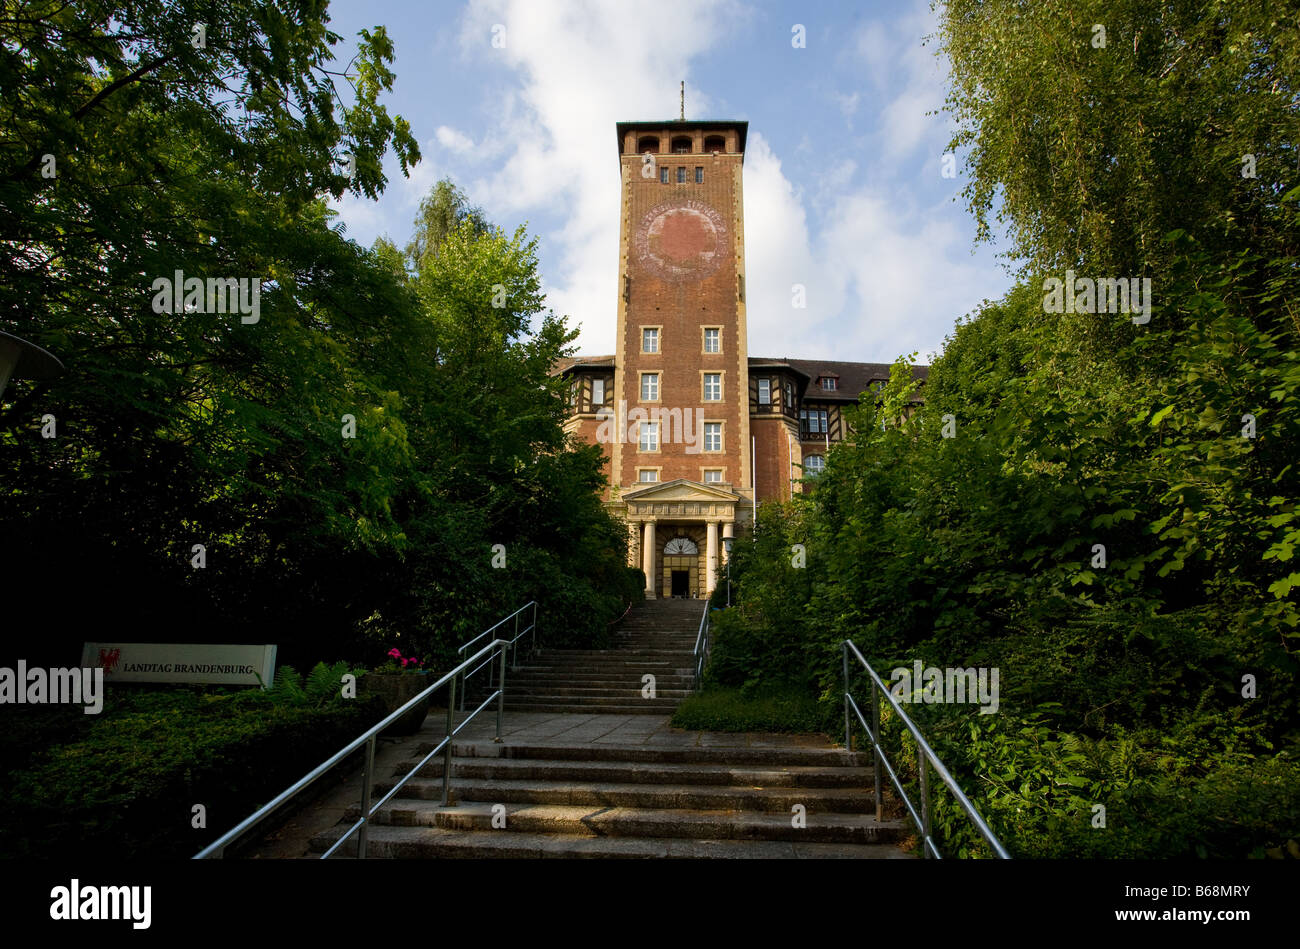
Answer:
[{"xmin": 616, "ymin": 120, "xmax": 748, "ymax": 156}]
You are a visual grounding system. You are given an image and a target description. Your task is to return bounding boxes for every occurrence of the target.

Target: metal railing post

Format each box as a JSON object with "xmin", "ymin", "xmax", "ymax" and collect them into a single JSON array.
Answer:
[
  {"xmin": 919, "ymin": 747, "xmax": 931, "ymax": 859},
  {"xmin": 358, "ymin": 734, "xmax": 376, "ymax": 859},
  {"xmin": 871, "ymin": 683, "xmax": 882, "ymax": 823},
  {"xmin": 496, "ymin": 643, "xmax": 507, "ymax": 742},
  {"xmin": 443, "ymin": 676, "xmax": 457, "ymax": 806},
  {"xmin": 842, "ymin": 642, "xmax": 852, "ymax": 752}
]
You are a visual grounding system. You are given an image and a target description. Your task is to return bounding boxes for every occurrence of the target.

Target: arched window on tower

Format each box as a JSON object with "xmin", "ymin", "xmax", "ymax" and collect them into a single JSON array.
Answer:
[
  {"xmin": 671, "ymin": 136, "xmax": 692, "ymax": 154},
  {"xmin": 637, "ymin": 136, "xmax": 660, "ymax": 154},
  {"xmin": 704, "ymin": 134, "xmax": 726, "ymax": 153}
]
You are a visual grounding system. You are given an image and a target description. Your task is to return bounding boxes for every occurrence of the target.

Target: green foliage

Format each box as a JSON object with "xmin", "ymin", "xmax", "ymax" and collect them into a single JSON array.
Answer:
[
  {"xmin": 0, "ymin": 683, "xmax": 386, "ymax": 859},
  {"xmin": 671, "ymin": 685, "xmax": 827, "ymax": 734},
  {"xmin": 0, "ymin": 6, "xmax": 634, "ymax": 673},
  {"xmin": 713, "ymin": 0, "xmax": 1300, "ymax": 857}
]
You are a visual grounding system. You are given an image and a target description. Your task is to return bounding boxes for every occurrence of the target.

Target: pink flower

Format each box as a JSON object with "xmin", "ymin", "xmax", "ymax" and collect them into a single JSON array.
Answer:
[{"xmin": 388, "ymin": 648, "xmax": 401, "ymax": 658}]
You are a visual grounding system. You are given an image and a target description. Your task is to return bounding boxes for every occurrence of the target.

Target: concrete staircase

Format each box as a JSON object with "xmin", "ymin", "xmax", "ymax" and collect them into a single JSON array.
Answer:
[
  {"xmin": 502, "ymin": 598, "xmax": 704, "ymax": 715},
  {"xmin": 304, "ymin": 599, "xmax": 911, "ymax": 858},
  {"xmin": 309, "ymin": 735, "xmax": 910, "ymax": 858}
]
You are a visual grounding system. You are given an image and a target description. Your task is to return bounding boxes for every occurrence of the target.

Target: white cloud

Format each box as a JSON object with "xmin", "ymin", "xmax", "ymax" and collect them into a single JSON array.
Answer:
[
  {"xmin": 435, "ymin": 125, "xmax": 476, "ymax": 153},
  {"xmin": 456, "ymin": 0, "xmax": 741, "ymax": 352}
]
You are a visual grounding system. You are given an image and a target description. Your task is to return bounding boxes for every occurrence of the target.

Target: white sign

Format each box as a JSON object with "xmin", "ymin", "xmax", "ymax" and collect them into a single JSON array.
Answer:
[{"xmin": 80, "ymin": 643, "xmax": 276, "ymax": 689}]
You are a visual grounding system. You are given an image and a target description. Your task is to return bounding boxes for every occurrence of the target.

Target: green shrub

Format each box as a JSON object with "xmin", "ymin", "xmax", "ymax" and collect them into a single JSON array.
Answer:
[
  {"xmin": 0, "ymin": 676, "xmax": 386, "ymax": 859},
  {"xmin": 671, "ymin": 685, "xmax": 828, "ymax": 733}
]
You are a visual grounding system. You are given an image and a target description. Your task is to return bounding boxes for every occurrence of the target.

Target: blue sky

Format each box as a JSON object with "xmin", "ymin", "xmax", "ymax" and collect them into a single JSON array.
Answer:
[{"xmin": 326, "ymin": 0, "xmax": 1016, "ymax": 364}]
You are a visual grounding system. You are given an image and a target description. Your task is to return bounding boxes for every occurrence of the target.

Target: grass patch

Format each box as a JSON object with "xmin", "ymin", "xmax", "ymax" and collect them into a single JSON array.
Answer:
[{"xmin": 671, "ymin": 685, "xmax": 825, "ymax": 733}]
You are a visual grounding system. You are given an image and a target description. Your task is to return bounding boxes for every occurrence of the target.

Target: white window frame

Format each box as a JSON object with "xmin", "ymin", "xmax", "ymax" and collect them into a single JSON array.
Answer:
[
  {"xmin": 640, "ymin": 372, "xmax": 660, "ymax": 402},
  {"xmin": 639, "ymin": 421, "xmax": 660, "ymax": 452},
  {"xmin": 703, "ymin": 373, "xmax": 722, "ymax": 402},
  {"xmin": 703, "ymin": 422, "xmax": 722, "ymax": 453}
]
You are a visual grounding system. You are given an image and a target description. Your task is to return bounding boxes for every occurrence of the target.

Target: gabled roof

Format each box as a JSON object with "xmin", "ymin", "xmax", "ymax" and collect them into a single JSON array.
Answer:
[
  {"xmin": 553, "ymin": 355, "xmax": 614, "ymax": 376},
  {"xmin": 549, "ymin": 354, "xmax": 928, "ymax": 403},
  {"xmin": 751, "ymin": 357, "xmax": 928, "ymax": 403},
  {"xmin": 621, "ymin": 478, "xmax": 741, "ymax": 503}
]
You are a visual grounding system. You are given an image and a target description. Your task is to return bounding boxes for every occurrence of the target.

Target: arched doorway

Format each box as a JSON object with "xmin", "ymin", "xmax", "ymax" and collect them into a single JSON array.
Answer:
[{"xmin": 663, "ymin": 536, "xmax": 699, "ymax": 598}]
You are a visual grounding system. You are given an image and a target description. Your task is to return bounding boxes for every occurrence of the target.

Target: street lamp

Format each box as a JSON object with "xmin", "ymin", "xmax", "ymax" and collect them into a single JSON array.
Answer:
[
  {"xmin": 722, "ymin": 535, "xmax": 734, "ymax": 608},
  {"xmin": 0, "ymin": 330, "xmax": 64, "ymax": 400}
]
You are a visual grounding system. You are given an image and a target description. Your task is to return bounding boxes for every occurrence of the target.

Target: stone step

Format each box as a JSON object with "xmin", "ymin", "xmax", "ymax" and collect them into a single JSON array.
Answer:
[
  {"xmin": 310, "ymin": 824, "xmax": 908, "ymax": 859},
  {"xmin": 504, "ymin": 670, "xmax": 696, "ymax": 676},
  {"xmin": 504, "ymin": 703, "xmax": 685, "ymax": 713},
  {"xmin": 499, "ymin": 702, "xmax": 675, "ymax": 714},
  {"xmin": 375, "ymin": 776, "xmax": 877, "ymax": 812},
  {"xmin": 506, "ymin": 687, "xmax": 694, "ymax": 698},
  {"xmin": 336, "ymin": 799, "xmax": 903, "ymax": 845},
  {"xmin": 392, "ymin": 756, "xmax": 872, "ymax": 788},
  {"xmin": 534, "ymin": 650, "xmax": 698, "ymax": 659},
  {"xmin": 443, "ymin": 741, "xmax": 869, "ymax": 768},
  {"xmin": 512, "ymin": 667, "xmax": 694, "ymax": 677}
]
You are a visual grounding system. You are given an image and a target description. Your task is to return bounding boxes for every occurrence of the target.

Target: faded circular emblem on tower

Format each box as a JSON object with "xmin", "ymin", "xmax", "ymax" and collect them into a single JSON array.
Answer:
[{"xmin": 634, "ymin": 200, "xmax": 728, "ymax": 283}]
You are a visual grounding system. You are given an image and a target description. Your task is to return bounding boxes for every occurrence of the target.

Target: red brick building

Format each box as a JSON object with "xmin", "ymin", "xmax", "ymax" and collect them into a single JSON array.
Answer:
[{"xmin": 557, "ymin": 118, "xmax": 926, "ymax": 599}]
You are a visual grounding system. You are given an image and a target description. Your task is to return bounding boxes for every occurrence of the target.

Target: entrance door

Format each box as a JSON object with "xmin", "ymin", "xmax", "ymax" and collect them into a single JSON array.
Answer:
[{"xmin": 670, "ymin": 570, "xmax": 689, "ymax": 598}]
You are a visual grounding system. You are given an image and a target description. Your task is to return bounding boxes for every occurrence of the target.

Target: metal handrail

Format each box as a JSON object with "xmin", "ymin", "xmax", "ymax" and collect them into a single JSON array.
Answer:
[
  {"xmin": 692, "ymin": 603, "xmax": 709, "ymax": 688},
  {"xmin": 194, "ymin": 605, "xmax": 531, "ymax": 860},
  {"xmin": 456, "ymin": 601, "xmax": 536, "ymax": 712},
  {"xmin": 841, "ymin": 639, "xmax": 1011, "ymax": 860}
]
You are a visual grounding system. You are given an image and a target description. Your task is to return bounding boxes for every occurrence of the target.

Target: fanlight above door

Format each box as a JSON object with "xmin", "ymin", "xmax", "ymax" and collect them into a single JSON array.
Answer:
[{"xmin": 664, "ymin": 537, "xmax": 699, "ymax": 555}]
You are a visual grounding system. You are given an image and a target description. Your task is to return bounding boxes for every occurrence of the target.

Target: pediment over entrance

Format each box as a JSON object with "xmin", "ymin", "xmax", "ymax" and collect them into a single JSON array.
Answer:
[
  {"xmin": 622, "ymin": 479, "xmax": 740, "ymax": 523},
  {"xmin": 622, "ymin": 478, "xmax": 739, "ymax": 504}
]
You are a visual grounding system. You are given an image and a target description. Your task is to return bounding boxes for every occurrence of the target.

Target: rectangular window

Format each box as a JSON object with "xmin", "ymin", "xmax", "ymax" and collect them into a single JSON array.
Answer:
[
  {"xmin": 639, "ymin": 422, "xmax": 659, "ymax": 452},
  {"xmin": 703, "ymin": 328, "xmax": 720, "ymax": 353},
  {"xmin": 592, "ymin": 378, "xmax": 605, "ymax": 406},
  {"xmin": 641, "ymin": 373, "xmax": 659, "ymax": 401},
  {"xmin": 642, "ymin": 327, "xmax": 659, "ymax": 353},
  {"xmin": 821, "ymin": 377, "xmax": 837, "ymax": 391},
  {"xmin": 758, "ymin": 379, "xmax": 771, "ymax": 405},
  {"xmin": 800, "ymin": 408, "xmax": 828, "ymax": 437},
  {"xmin": 703, "ymin": 373, "xmax": 721, "ymax": 401},
  {"xmin": 694, "ymin": 167, "xmax": 703, "ymax": 183},
  {"xmin": 659, "ymin": 166, "xmax": 669, "ymax": 184},
  {"xmin": 637, "ymin": 469, "xmax": 658, "ymax": 483},
  {"xmin": 703, "ymin": 469, "xmax": 723, "ymax": 484},
  {"xmin": 704, "ymin": 423, "xmax": 722, "ymax": 453},
  {"xmin": 676, "ymin": 166, "xmax": 686, "ymax": 183},
  {"xmin": 784, "ymin": 382, "xmax": 794, "ymax": 409}
]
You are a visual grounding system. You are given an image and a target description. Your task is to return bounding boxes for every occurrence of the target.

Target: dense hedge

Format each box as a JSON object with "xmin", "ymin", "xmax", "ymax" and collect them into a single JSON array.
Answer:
[{"xmin": 0, "ymin": 673, "xmax": 387, "ymax": 859}]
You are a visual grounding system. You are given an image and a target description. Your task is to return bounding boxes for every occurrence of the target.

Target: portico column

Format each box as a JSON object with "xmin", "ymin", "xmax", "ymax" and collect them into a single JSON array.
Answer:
[
  {"xmin": 706, "ymin": 520, "xmax": 719, "ymax": 594},
  {"xmin": 643, "ymin": 519, "xmax": 656, "ymax": 598},
  {"xmin": 628, "ymin": 520, "xmax": 640, "ymax": 568}
]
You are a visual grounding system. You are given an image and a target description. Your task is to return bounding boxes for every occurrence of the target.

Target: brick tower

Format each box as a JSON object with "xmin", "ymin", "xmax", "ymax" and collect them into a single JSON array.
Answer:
[{"xmin": 605, "ymin": 118, "xmax": 751, "ymax": 598}]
